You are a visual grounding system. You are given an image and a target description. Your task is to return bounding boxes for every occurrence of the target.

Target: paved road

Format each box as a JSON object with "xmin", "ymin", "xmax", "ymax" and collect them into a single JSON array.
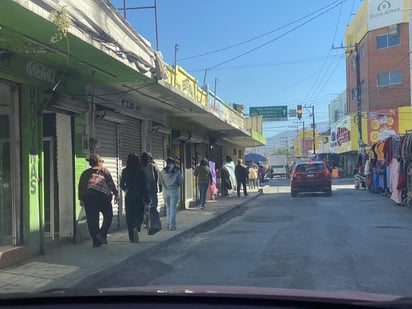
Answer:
[{"xmin": 87, "ymin": 178, "xmax": 412, "ymax": 296}]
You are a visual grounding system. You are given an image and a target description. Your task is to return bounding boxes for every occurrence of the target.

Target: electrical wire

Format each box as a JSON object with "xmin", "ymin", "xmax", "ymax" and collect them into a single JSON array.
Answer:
[
  {"xmin": 177, "ymin": 0, "xmax": 344, "ymax": 62},
  {"xmin": 186, "ymin": 55, "xmax": 343, "ymax": 72},
  {"xmin": 207, "ymin": 0, "xmax": 347, "ymax": 70},
  {"xmin": 302, "ymin": 1, "xmax": 346, "ymax": 106}
]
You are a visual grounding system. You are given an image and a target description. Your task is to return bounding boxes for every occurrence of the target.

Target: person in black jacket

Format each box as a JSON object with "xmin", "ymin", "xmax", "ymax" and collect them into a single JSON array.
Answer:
[
  {"xmin": 235, "ymin": 159, "xmax": 248, "ymax": 197},
  {"xmin": 120, "ymin": 153, "xmax": 148, "ymax": 242}
]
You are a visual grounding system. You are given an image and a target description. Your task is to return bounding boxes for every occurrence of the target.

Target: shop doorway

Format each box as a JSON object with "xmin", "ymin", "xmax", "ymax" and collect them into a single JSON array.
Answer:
[
  {"xmin": 43, "ymin": 137, "xmax": 58, "ymax": 239},
  {"xmin": 0, "ymin": 81, "xmax": 20, "ymax": 248}
]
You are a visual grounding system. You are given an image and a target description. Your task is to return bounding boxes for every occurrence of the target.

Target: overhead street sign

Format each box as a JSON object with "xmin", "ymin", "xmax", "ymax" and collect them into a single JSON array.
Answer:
[{"xmin": 249, "ymin": 106, "xmax": 288, "ymax": 121}]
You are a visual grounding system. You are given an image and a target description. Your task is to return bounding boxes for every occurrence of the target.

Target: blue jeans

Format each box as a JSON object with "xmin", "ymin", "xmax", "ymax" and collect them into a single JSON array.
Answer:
[
  {"xmin": 198, "ymin": 182, "xmax": 209, "ymax": 207},
  {"xmin": 163, "ymin": 188, "xmax": 179, "ymax": 229}
]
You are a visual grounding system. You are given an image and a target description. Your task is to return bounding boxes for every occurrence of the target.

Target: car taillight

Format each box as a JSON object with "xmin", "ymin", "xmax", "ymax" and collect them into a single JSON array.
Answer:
[
  {"xmin": 324, "ymin": 169, "xmax": 330, "ymax": 175},
  {"xmin": 292, "ymin": 171, "xmax": 302, "ymax": 178}
]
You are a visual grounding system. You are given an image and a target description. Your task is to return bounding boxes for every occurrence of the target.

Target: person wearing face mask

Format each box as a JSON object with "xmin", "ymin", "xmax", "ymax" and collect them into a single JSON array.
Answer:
[{"xmin": 158, "ymin": 157, "xmax": 183, "ymax": 230}]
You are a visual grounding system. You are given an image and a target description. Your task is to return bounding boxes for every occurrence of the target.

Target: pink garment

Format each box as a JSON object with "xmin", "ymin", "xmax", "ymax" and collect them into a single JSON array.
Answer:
[{"xmin": 390, "ymin": 158, "xmax": 401, "ymax": 204}]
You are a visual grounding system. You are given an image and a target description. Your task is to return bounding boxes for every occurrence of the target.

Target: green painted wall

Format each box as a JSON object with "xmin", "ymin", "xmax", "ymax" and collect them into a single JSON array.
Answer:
[{"xmin": 21, "ymin": 85, "xmax": 44, "ymax": 253}]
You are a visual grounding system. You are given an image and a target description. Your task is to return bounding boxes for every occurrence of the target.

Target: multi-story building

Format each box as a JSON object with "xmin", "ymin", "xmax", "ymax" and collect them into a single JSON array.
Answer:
[{"xmin": 345, "ymin": 0, "xmax": 412, "ymax": 149}]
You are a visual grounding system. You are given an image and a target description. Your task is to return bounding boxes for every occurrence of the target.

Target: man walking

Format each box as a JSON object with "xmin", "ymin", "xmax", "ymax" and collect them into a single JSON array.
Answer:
[
  {"xmin": 235, "ymin": 159, "xmax": 248, "ymax": 197},
  {"xmin": 194, "ymin": 158, "xmax": 212, "ymax": 210}
]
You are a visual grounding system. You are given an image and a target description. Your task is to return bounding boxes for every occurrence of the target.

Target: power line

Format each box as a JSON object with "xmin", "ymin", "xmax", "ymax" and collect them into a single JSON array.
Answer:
[
  {"xmin": 207, "ymin": 0, "xmax": 347, "ymax": 70},
  {"xmin": 186, "ymin": 55, "xmax": 344, "ymax": 72},
  {"xmin": 177, "ymin": 0, "xmax": 344, "ymax": 62}
]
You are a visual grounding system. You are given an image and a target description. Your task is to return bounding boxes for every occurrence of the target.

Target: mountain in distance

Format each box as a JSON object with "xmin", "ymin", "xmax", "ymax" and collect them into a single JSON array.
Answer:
[
  {"xmin": 246, "ymin": 129, "xmax": 297, "ymax": 157},
  {"xmin": 247, "ymin": 121, "xmax": 330, "ymax": 157}
]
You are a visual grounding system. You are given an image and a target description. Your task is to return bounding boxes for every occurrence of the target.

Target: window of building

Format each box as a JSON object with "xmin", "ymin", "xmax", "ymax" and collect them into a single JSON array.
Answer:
[
  {"xmin": 377, "ymin": 70, "xmax": 402, "ymax": 87},
  {"xmin": 377, "ymin": 33, "xmax": 400, "ymax": 49}
]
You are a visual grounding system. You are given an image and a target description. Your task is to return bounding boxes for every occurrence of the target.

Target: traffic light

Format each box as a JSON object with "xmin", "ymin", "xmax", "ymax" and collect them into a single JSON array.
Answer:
[{"xmin": 297, "ymin": 105, "xmax": 302, "ymax": 120}]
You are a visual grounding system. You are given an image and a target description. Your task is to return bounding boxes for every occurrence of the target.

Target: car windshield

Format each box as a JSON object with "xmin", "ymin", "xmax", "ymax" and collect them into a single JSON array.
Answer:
[
  {"xmin": 296, "ymin": 164, "xmax": 325, "ymax": 172},
  {"xmin": 2, "ymin": 0, "xmax": 412, "ymax": 304}
]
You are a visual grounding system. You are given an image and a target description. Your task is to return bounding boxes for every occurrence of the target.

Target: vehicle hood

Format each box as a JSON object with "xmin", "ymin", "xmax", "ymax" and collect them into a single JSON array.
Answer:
[{"xmin": 98, "ymin": 285, "xmax": 400, "ymax": 302}]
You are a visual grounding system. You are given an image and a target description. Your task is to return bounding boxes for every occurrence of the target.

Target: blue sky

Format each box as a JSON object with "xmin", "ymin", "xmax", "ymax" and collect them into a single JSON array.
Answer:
[{"xmin": 110, "ymin": 0, "xmax": 362, "ymax": 137}]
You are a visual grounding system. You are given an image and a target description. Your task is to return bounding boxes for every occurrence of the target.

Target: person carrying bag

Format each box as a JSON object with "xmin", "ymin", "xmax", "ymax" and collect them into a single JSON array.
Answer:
[{"xmin": 78, "ymin": 154, "xmax": 118, "ymax": 247}]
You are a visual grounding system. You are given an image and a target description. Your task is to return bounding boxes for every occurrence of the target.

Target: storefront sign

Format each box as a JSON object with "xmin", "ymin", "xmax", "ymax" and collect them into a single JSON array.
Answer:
[
  {"xmin": 368, "ymin": 0, "xmax": 402, "ymax": 31},
  {"xmin": 26, "ymin": 61, "xmax": 57, "ymax": 83},
  {"xmin": 368, "ymin": 108, "xmax": 398, "ymax": 144},
  {"xmin": 29, "ymin": 86, "xmax": 38, "ymax": 195},
  {"xmin": 337, "ymin": 127, "xmax": 350, "ymax": 145},
  {"xmin": 121, "ymin": 99, "xmax": 141, "ymax": 112}
]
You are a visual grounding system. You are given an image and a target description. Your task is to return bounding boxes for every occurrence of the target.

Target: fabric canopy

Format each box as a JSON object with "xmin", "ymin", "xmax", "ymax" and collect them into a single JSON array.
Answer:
[{"xmin": 245, "ymin": 153, "xmax": 267, "ymax": 163}]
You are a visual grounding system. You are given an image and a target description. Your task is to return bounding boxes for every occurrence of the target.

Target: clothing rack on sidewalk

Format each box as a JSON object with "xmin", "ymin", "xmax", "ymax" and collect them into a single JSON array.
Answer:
[{"xmin": 362, "ymin": 133, "xmax": 412, "ymax": 207}]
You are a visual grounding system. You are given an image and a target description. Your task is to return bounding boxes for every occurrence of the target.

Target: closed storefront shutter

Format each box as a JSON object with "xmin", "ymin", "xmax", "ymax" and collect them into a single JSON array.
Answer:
[
  {"xmin": 120, "ymin": 117, "xmax": 142, "ymax": 166},
  {"xmin": 95, "ymin": 119, "xmax": 120, "ymax": 230}
]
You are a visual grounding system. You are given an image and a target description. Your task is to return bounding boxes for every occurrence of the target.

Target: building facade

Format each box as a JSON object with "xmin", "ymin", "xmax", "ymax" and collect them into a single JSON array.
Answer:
[
  {"xmin": 0, "ymin": 0, "xmax": 265, "ymax": 267},
  {"xmin": 345, "ymin": 0, "xmax": 412, "ymax": 149}
]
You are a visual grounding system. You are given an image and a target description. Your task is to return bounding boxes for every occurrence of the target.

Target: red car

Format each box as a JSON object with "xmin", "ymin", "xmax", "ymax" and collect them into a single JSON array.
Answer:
[{"xmin": 290, "ymin": 161, "xmax": 332, "ymax": 197}]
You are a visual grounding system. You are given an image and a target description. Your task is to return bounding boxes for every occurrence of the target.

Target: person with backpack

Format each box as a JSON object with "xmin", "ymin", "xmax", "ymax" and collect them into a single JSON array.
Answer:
[{"xmin": 78, "ymin": 154, "xmax": 119, "ymax": 247}]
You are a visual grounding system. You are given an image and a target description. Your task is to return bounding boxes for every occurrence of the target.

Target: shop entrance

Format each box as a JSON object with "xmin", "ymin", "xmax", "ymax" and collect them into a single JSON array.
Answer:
[{"xmin": 0, "ymin": 81, "xmax": 20, "ymax": 248}]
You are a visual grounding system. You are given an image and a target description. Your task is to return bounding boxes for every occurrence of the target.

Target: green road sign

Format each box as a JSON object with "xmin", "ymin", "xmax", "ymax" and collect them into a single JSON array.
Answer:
[{"xmin": 249, "ymin": 106, "xmax": 288, "ymax": 121}]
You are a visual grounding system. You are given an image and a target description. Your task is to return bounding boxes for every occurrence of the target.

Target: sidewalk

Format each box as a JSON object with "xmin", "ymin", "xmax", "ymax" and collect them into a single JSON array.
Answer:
[{"xmin": 0, "ymin": 190, "xmax": 262, "ymax": 294}]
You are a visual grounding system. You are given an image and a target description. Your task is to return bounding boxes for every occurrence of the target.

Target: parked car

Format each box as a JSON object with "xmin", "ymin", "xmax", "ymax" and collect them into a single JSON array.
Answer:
[{"xmin": 290, "ymin": 161, "xmax": 332, "ymax": 197}]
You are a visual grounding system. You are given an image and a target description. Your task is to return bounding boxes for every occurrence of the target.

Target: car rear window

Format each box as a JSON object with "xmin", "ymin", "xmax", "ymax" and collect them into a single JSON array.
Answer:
[{"xmin": 295, "ymin": 164, "xmax": 325, "ymax": 172}]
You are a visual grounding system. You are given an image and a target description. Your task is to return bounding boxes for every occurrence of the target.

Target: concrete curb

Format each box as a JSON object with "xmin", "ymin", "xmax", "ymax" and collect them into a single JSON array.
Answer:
[{"xmin": 49, "ymin": 192, "xmax": 263, "ymax": 291}]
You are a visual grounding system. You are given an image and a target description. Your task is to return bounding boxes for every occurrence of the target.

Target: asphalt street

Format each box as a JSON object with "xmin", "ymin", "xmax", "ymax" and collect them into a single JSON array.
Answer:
[{"xmin": 84, "ymin": 178, "xmax": 412, "ymax": 296}]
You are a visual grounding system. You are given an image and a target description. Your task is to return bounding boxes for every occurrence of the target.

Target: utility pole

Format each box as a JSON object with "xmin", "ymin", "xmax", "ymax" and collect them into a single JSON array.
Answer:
[
  {"xmin": 174, "ymin": 43, "xmax": 179, "ymax": 86},
  {"xmin": 355, "ymin": 43, "xmax": 363, "ymax": 152},
  {"xmin": 214, "ymin": 78, "xmax": 218, "ymax": 107},
  {"xmin": 302, "ymin": 121, "xmax": 305, "ymax": 157},
  {"xmin": 333, "ymin": 43, "xmax": 363, "ymax": 152},
  {"xmin": 312, "ymin": 105, "xmax": 316, "ymax": 156}
]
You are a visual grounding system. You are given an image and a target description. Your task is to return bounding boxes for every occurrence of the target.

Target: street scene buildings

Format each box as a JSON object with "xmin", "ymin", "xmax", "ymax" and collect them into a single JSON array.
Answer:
[
  {"xmin": 2, "ymin": 0, "xmax": 412, "ymax": 272},
  {"xmin": 0, "ymin": 0, "xmax": 265, "ymax": 267}
]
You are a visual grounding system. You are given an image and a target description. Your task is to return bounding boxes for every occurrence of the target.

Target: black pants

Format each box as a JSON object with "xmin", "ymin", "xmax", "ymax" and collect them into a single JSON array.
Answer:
[
  {"xmin": 236, "ymin": 178, "xmax": 248, "ymax": 197},
  {"xmin": 84, "ymin": 189, "xmax": 113, "ymax": 245},
  {"xmin": 125, "ymin": 195, "xmax": 145, "ymax": 241}
]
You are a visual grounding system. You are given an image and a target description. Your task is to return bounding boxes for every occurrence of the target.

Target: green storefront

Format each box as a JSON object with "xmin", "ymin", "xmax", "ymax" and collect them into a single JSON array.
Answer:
[{"xmin": 0, "ymin": 1, "xmax": 153, "ymax": 265}]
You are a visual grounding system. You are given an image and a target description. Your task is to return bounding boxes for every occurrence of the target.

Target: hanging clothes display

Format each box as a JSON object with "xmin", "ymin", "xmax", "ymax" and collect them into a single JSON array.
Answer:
[{"xmin": 400, "ymin": 134, "xmax": 412, "ymax": 205}]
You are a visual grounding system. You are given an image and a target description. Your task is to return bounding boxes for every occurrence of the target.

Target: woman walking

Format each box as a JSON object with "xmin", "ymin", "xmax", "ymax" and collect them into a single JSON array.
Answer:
[
  {"xmin": 194, "ymin": 158, "xmax": 212, "ymax": 210},
  {"xmin": 78, "ymin": 154, "xmax": 118, "ymax": 247},
  {"xmin": 120, "ymin": 153, "xmax": 148, "ymax": 242},
  {"xmin": 158, "ymin": 157, "xmax": 183, "ymax": 230}
]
